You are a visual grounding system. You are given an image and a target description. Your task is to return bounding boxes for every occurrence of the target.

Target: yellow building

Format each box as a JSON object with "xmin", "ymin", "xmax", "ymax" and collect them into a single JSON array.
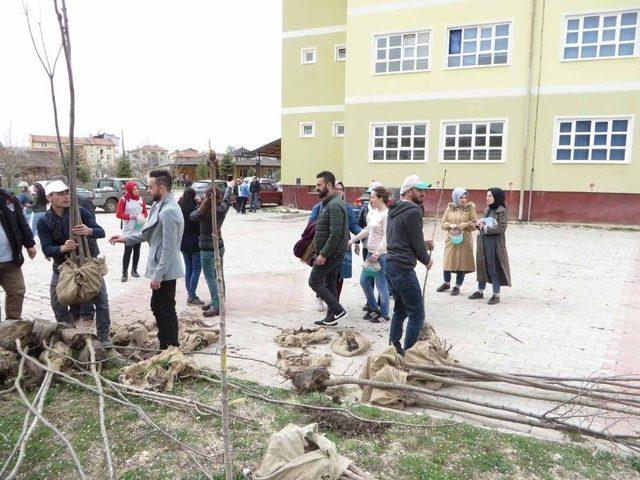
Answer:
[{"xmin": 281, "ymin": 0, "xmax": 640, "ymax": 223}]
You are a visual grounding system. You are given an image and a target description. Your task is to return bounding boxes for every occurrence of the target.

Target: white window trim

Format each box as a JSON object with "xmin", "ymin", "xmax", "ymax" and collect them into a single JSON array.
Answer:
[
  {"xmin": 551, "ymin": 114, "xmax": 634, "ymax": 165},
  {"xmin": 300, "ymin": 47, "xmax": 317, "ymax": 65},
  {"xmin": 443, "ymin": 19, "xmax": 514, "ymax": 70},
  {"xmin": 299, "ymin": 121, "xmax": 316, "ymax": 138},
  {"xmin": 371, "ymin": 28, "xmax": 432, "ymax": 76},
  {"xmin": 368, "ymin": 120, "xmax": 429, "ymax": 164},
  {"xmin": 438, "ymin": 118, "xmax": 508, "ymax": 164},
  {"xmin": 559, "ymin": 9, "xmax": 640, "ymax": 63},
  {"xmin": 334, "ymin": 44, "xmax": 347, "ymax": 62},
  {"xmin": 333, "ymin": 121, "xmax": 345, "ymax": 137}
]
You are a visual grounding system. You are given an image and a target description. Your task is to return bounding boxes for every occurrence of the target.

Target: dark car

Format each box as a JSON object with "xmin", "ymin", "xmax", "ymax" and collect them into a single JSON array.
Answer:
[
  {"xmin": 191, "ymin": 179, "xmax": 227, "ymax": 199},
  {"xmin": 92, "ymin": 178, "xmax": 153, "ymax": 213}
]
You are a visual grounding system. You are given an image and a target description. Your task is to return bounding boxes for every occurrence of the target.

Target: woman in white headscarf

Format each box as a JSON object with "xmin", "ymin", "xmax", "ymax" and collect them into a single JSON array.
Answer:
[{"xmin": 436, "ymin": 187, "xmax": 477, "ymax": 296}]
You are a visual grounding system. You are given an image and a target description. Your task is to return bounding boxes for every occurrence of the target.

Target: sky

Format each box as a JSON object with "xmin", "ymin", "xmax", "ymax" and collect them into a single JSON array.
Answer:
[{"xmin": 0, "ymin": 0, "xmax": 282, "ymax": 154}]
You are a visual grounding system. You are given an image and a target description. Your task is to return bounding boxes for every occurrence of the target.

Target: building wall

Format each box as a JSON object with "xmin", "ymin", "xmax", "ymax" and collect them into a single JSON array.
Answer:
[{"xmin": 281, "ymin": 0, "xmax": 640, "ymax": 223}]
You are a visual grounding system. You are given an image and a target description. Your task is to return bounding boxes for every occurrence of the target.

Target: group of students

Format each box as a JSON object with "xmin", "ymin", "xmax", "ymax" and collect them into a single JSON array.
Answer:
[
  {"xmin": 229, "ymin": 176, "xmax": 261, "ymax": 214},
  {"xmin": 304, "ymin": 170, "xmax": 511, "ymax": 354}
]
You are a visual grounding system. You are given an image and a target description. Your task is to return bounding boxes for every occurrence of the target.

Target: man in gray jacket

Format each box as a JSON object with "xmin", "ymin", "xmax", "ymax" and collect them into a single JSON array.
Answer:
[
  {"xmin": 110, "ymin": 169, "xmax": 184, "ymax": 349},
  {"xmin": 309, "ymin": 170, "xmax": 349, "ymax": 327}
]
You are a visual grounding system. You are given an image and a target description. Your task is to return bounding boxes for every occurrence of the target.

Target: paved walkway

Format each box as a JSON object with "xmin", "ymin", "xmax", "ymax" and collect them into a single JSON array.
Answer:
[{"xmin": 18, "ymin": 206, "xmax": 640, "ymax": 437}]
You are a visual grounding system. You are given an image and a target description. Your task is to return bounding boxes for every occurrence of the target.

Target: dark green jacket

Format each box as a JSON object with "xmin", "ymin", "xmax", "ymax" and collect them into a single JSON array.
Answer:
[{"xmin": 314, "ymin": 192, "xmax": 348, "ymax": 258}]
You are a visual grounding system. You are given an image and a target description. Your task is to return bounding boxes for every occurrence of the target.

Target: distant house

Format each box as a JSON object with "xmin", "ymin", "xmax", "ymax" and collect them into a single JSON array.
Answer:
[
  {"xmin": 0, "ymin": 145, "xmax": 61, "ymax": 186},
  {"xmin": 235, "ymin": 139, "xmax": 281, "ymax": 180},
  {"xmin": 128, "ymin": 145, "xmax": 169, "ymax": 173},
  {"xmin": 163, "ymin": 148, "xmax": 207, "ymax": 180},
  {"xmin": 29, "ymin": 134, "xmax": 117, "ymax": 176}
]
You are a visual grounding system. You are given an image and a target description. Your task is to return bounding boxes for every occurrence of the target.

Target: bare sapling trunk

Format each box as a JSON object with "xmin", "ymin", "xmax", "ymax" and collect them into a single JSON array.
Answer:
[{"xmin": 208, "ymin": 149, "xmax": 233, "ymax": 479}]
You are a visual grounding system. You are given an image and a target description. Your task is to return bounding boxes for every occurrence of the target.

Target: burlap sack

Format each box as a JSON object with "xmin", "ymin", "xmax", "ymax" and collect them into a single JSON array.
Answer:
[
  {"xmin": 40, "ymin": 340, "xmax": 72, "ymax": 373},
  {"xmin": 331, "ymin": 330, "xmax": 371, "ymax": 357},
  {"xmin": 0, "ymin": 347, "xmax": 18, "ymax": 383},
  {"xmin": 253, "ymin": 423, "xmax": 352, "ymax": 480},
  {"xmin": 0, "ymin": 320, "xmax": 33, "ymax": 352},
  {"xmin": 275, "ymin": 327, "xmax": 330, "ymax": 348},
  {"xmin": 368, "ymin": 365, "xmax": 417, "ymax": 410},
  {"xmin": 359, "ymin": 346, "xmax": 404, "ymax": 403},
  {"xmin": 56, "ymin": 257, "xmax": 108, "ymax": 306},
  {"xmin": 118, "ymin": 346, "xmax": 196, "ymax": 391},
  {"xmin": 277, "ymin": 349, "xmax": 332, "ymax": 374},
  {"xmin": 404, "ymin": 326, "xmax": 457, "ymax": 390}
]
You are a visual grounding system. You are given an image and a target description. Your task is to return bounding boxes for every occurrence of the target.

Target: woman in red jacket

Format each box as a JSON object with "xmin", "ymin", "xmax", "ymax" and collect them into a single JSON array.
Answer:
[{"xmin": 115, "ymin": 181, "xmax": 148, "ymax": 281}]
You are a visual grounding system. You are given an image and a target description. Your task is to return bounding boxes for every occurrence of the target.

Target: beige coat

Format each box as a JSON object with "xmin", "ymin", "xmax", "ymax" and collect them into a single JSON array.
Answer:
[
  {"xmin": 441, "ymin": 202, "xmax": 477, "ymax": 273},
  {"xmin": 476, "ymin": 205, "xmax": 511, "ymax": 286}
]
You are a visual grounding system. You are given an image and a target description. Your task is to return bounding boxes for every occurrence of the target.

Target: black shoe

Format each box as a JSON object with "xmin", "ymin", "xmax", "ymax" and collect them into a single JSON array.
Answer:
[
  {"xmin": 363, "ymin": 309, "xmax": 378, "ymax": 320},
  {"xmin": 121, "ymin": 275, "xmax": 128, "ymax": 282},
  {"xmin": 314, "ymin": 316, "xmax": 338, "ymax": 327},
  {"xmin": 370, "ymin": 313, "xmax": 390, "ymax": 324},
  {"xmin": 362, "ymin": 304, "xmax": 371, "ymax": 312},
  {"xmin": 488, "ymin": 295, "xmax": 501, "ymax": 305},
  {"xmin": 468, "ymin": 291, "xmax": 484, "ymax": 300},
  {"xmin": 201, "ymin": 303, "xmax": 211, "ymax": 311},
  {"xmin": 187, "ymin": 296, "xmax": 205, "ymax": 306},
  {"xmin": 436, "ymin": 283, "xmax": 450, "ymax": 293},
  {"xmin": 131, "ymin": 270, "xmax": 140, "ymax": 278},
  {"xmin": 451, "ymin": 286, "xmax": 460, "ymax": 296},
  {"xmin": 333, "ymin": 308, "xmax": 347, "ymax": 321}
]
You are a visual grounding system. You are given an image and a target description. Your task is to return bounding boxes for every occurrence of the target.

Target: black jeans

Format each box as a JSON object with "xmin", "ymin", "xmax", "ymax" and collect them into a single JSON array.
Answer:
[
  {"xmin": 308, "ymin": 254, "xmax": 344, "ymax": 316},
  {"xmin": 150, "ymin": 280, "xmax": 179, "ymax": 349},
  {"xmin": 238, "ymin": 197, "xmax": 248, "ymax": 214},
  {"xmin": 123, "ymin": 243, "xmax": 141, "ymax": 274}
]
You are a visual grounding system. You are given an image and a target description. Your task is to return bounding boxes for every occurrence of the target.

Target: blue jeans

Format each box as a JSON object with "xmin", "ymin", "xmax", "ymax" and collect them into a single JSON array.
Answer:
[
  {"xmin": 360, "ymin": 253, "xmax": 389, "ymax": 316},
  {"xmin": 30, "ymin": 211, "xmax": 46, "ymax": 237},
  {"xmin": 386, "ymin": 262, "xmax": 425, "ymax": 353},
  {"xmin": 478, "ymin": 271, "xmax": 501, "ymax": 295},
  {"xmin": 444, "ymin": 271, "xmax": 466, "ymax": 286},
  {"xmin": 250, "ymin": 192, "xmax": 259, "ymax": 212},
  {"xmin": 201, "ymin": 246, "xmax": 225, "ymax": 309},
  {"xmin": 182, "ymin": 252, "xmax": 202, "ymax": 298}
]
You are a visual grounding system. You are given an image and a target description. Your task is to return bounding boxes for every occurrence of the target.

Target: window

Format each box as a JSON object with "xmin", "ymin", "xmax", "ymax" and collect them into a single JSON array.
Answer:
[
  {"xmin": 370, "ymin": 122, "xmax": 428, "ymax": 162},
  {"xmin": 335, "ymin": 44, "xmax": 346, "ymax": 62},
  {"xmin": 333, "ymin": 122, "xmax": 345, "ymax": 137},
  {"xmin": 374, "ymin": 31, "xmax": 430, "ymax": 74},
  {"xmin": 447, "ymin": 22, "xmax": 510, "ymax": 68},
  {"xmin": 300, "ymin": 122, "xmax": 315, "ymax": 138},
  {"xmin": 301, "ymin": 47, "xmax": 316, "ymax": 64},
  {"xmin": 554, "ymin": 117, "xmax": 632, "ymax": 163},
  {"xmin": 563, "ymin": 11, "xmax": 639, "ymax": 60},
  {"xmin": 441, "ymin": 120, "xmax": 507, "ymax": 162}
]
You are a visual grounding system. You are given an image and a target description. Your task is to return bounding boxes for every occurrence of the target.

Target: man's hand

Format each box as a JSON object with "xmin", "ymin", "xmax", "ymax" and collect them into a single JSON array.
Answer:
[
  {"xmin": 425, "ymin": 240, "xmax": 434, "ymax": 251},
  {"xmin": 27, "ymin": 247, "xmax": 36, "ymax": 259},
  {"xmin": 109, "ymin": 235, "xmax": 125, "ymax": 245},
  {"xmin": 354, "ymin": 244, "xmax": 360, "ymax": 255},
  {"xmin": 315, "ymin": 254, "xmax": 327, "ymax": 266},
  {"xmin": 427, "ymin": 259, "xmax": 433, "ymax": 270},
  {"xmin": 150, "ymin": 279, "xmax": 161, "ymax": 290},
  {"xmin": 71, "ymin": 224, "xmax": 93, "ymax": 237},
  {"xmin": 61, "ymin": 239, "xmax": 78, "ymax": 253}
]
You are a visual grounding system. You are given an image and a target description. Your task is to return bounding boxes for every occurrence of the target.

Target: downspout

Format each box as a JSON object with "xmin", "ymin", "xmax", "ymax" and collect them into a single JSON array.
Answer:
[{"xmin": 518, "ymin": 0, "xmax": 538, "ymax": 221}]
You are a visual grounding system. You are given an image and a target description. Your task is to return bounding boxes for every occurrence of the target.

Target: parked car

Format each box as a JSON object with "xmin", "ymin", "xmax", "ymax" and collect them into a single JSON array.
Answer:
[
  {"xmin": 191, "ymin": 179, "xmax": 227, "ymax": 199},
  {"xmin": 92, "ymin": 178, "xmax": 152, "ymax": 213},
  {"xmin": 35, "ymin": 181, "xmax": 94, "ymax": 208},
  {"xmin": 243, "ymin": 178, "xmax": 283, "ymax": 208}
]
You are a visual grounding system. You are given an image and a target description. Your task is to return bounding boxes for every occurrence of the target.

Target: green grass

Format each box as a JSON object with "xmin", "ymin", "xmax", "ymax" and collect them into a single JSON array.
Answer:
[{"xmin": 0, "ymin": 376, "xmax": 637, "ymax": 480}]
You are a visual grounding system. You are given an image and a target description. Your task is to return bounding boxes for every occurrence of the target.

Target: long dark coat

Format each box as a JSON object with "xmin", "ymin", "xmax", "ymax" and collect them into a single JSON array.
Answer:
[{"xmin": 476, "ymin": 205, "xmax": 511, "ymax": 286}]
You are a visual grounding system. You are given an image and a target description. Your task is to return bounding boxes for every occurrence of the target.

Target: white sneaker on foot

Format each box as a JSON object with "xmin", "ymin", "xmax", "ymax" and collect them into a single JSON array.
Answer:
[{"xmin": 315, "ymin": 298, "xmax": 326, "ymax": 311}]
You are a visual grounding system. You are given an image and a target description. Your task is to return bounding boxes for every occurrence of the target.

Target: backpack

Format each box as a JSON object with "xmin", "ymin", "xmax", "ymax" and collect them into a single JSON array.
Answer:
[{"xmin": 293, "ymin": 220, "xmax": 316, "ymax": 266}]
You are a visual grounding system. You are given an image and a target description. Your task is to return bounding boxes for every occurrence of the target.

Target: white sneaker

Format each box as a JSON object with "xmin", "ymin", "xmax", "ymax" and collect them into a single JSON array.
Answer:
[{"xmin": 315, "ymin": 298, "xmax": 326, "ymax": 311}]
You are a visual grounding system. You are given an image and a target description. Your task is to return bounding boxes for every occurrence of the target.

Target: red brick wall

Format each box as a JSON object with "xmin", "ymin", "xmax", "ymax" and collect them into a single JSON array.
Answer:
[{"xmin": 282, "ymin": 185, "xmax": 640, "ymax": 225}]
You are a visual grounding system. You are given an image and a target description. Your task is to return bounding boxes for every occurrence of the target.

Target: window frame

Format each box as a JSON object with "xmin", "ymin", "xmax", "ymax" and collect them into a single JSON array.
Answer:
[
  {"xmin": 371, "ymin": 28, "xmax": 432, "ymax": 76},
  {"xmin": 299, "ymin": 121, "xmax": 316, "ymax": 138},
  {"xmin": 368, "ymin": 120, "xmax": 430, "ymax": 164},
  {"xmin": 444, "ymin": 20, "xmax": 514, "ymax": 70},
  {"xmin": 551, "ymin": 114, "xmax": 634, "ymax": 165},
  {"xmin": 438, "ymin": 118, "xmax": 508, "ymax": 164},
  {"xmin": 333, "ymin": 121, "xmax": 345, "ymax": 137},
  {"xmin": 300, "ymin": 47, "xmax": 317, "ymax": 65},
  {"xmin": 334, "ymin": 44, "xmax": 347, "ymax": 62},
  {"xmin": 560, "ymin": 9, "xmax": 640, "ymax": 62}
]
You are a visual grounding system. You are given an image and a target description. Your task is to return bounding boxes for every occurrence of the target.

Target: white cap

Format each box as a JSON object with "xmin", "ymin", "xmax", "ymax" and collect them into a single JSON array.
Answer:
[
  {"xmin": 45, "ymin": 180, "xmax": 70, "ymax": 196},
  {"xmin": 18, "ymin": 181, "xmax": 28, "ymax": 188},
  {"xmin": 366, "ymin": 181, "xmax": 383, "ymax": 193},
  {"xmin": 400, "ymin": 175, "xmax": 431, "ymax": 195}
]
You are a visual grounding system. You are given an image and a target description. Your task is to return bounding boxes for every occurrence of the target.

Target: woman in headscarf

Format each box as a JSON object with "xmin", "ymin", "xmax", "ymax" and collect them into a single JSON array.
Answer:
[
  {"xmin": 115, "ymin": 181, "xmax": 148, "ymax": 282},
  {"xmin": 468, "ymin": 187, "xmax": 511, "ymax": 305},
  {"xmin": 437, "ymin": 187, "xmax": 477, "ymax": 296}
]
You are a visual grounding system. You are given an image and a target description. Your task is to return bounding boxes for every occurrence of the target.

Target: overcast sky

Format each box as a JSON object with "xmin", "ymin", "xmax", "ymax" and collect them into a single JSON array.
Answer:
[{"xmin": 0, "ymin": 0, "xmax": 282, "ymax": 153}]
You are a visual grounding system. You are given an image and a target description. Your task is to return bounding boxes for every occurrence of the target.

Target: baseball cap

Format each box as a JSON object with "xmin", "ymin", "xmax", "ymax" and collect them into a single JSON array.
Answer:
[
  {"xmin": 45, "ymin": 180, "xmax": 70, "ymax": 196},
  {"xmin": 18, "ymin": 181, "xmax": 28, "ymax": 188},
  {"xmin": 366, "ymin": 181, "xmax": 383, "ymax": 193},
  {"xmin": 400, "ymin": 175, "xmax": 431, "ymax": 195}
]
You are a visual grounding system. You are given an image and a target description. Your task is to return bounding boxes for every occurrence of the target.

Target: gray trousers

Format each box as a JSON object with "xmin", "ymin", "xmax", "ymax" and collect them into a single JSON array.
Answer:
[{"xmin": 50, "ymin": 270, "xmax": 111, "ymax": 341}]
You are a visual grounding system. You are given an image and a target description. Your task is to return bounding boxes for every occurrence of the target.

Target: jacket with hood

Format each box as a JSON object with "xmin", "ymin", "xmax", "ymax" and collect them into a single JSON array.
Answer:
[
  {"xmin": 386, "ymin": 200, "xmax": 430, "ymax": 269},
  {"xmin": 0, "ymin": 189, "xmax": 35, "ymax": 267}
]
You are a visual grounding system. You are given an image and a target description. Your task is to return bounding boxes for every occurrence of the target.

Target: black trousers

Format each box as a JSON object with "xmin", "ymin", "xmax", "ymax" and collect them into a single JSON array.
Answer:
[
  {"xmin": 123, "ymin": 243, "xmax": 141, "ymax": 274},
  {"xmin": 238, "ymin": 197, "xmax": 248, "ymax": 213},
  {"xmin": 308, "ymin": 254, "xmax": 344, "ymax": 315},
  {"xmin": 150, "ymin": 280, "xmax": 179, "ymax": 349}
]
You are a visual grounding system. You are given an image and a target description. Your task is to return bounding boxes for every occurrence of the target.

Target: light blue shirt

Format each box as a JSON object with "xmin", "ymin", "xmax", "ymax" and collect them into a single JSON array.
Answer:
[{"xmin": 0, "ymin": 224, "xmax": 13, "ymax": 262}]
